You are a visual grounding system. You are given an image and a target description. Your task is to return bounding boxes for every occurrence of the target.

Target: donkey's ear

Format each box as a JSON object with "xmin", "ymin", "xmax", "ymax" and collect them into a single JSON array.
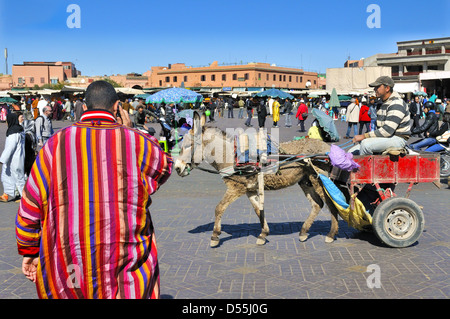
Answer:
[
  {"xmin": 200, "ymin": 112, "xmax": 206, "ymax": 127},
  {"xmin": 193, "ymin": 111, "xmax": 201, "ymax": 134}
]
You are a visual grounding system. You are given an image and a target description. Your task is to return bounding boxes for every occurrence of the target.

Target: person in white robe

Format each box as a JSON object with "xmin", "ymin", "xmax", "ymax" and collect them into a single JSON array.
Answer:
[{"xmin": 0, "ymin": 113, "xmax": 26, "ymax": 202}]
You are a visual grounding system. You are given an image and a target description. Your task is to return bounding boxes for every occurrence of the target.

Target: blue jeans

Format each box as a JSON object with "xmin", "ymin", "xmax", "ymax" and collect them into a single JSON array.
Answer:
[
  {"xmin": 409, "ymin": 137, "xmax": 437, "ymax": 151},
  {"xmin": 245, "ymin": 109, "xmax": 252, "ymax": 126},
  {"xmin": 370, "ymin": 119, "xmax": 376, "ymax": 131},
  {"xmin": 238, "ymin": 108, "xmax": 244, "ymax": 119},
  {"xmin": 425, "ymin": 143, "xmax": 445, "ymax": 152},
  {"xmin": 285, "ymin": 113, "xmax": 292, "ymax": 127},
  {"xmin": 346, "ymin": 122, "xmax": 358, "ymax": 137}
]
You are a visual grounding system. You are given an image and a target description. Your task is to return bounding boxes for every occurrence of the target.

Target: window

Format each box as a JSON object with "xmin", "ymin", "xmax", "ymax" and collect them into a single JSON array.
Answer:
[
  {"xmin": 184, "ymin": 76, "xmax": 188, "ymax": 82},
  {"xmin": 30, "ymin": 77, "xmax": 34, "ymax": 83},
  {"xmin": 51, "ymin": 78, "xmax": 58, "ymax": 85},
  {"xmin": 244, "ymin": 73, "xmax": 249, "ymax": 80},
  {"xmin": 258, "ymin": 73, "xmax": 261, "ymax": 81},
  {"xmin": 296, "ymin": 76, "xmax": 298, "ymax": 82},
  {"xmin": 211, "ymin": 74, "xmax": 215, "ymax": 81},
  {"xmin": 41, "ymin": 77, "xmax": 45, "ymax": 84},
  {"xmin": 173, "ymin": 76, "xmax": 177, "ymax": 82},
  {"xmin": 233, "ymin": 74, "xmax": 237, "ymax": 80},
  {"xmin": 266, "ymin": 74, "xmax": 269, "ymax": 80},
  {"xmin": 300, "ymin": 76, "xmax": 303, "ymax": 83},
  {"xmin": 159, "ymin": 80, "xmax": 162, "ymax": 86},
  {"xmin": 165, "ymin": 76, "xmax": 170, "ymax": 83},
  {"xmin": 222, "ymin": 74, "xmax": 226, "ymax": 81},
  {"xmin": 201, "ymin": 75, "xmax": 206, "ymax": 81},
  {"xmin": 283, "ymin": 75, "xmax": 286, "ymax": 82},
  {"xmin": 18, "ymin": 77, "xmax": 23, "ymax": 84},
  {"xmin": 279, "ymin": 75, "xmax": 282, "ymax": 81},
  {"xmin": 289, "ymin": 76, "xmax": 291, "ymax": 82}
]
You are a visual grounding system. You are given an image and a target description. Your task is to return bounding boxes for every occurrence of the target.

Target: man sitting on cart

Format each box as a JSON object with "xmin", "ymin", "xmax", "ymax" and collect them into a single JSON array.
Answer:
[{"xmin": 351, "ymin": 76, "xmax": 411, "ymax": 155}]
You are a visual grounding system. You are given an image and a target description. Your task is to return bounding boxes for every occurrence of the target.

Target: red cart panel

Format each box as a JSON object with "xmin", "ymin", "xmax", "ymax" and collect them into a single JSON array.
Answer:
[{"xmin": 350, "ymin": 154, "xmax": 440, "ymax": 184}]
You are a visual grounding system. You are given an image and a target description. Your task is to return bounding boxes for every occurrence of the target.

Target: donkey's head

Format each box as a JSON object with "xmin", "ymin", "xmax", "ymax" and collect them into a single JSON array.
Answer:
[{"xmin": 174, "ymin": 111, "xmax": 206, "ymax": 177}]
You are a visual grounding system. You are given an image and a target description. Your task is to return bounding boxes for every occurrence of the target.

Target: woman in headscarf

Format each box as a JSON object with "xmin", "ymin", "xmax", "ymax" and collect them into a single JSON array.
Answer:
[{"xmin": 0, "ymin": 112, "xmax": 26, "ymax": 202}]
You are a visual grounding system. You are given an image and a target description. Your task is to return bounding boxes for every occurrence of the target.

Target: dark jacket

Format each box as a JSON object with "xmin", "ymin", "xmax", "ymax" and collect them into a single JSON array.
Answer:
[
  {"xmin": 411, "ymin": 110, "xmax": 439, "ymax": 136},
  {"xmin": 409, "ymin": 102, "xmax": 422, "ymax": 117},
  {"xmin": 246, "ymin": 99, "xmax": 253, "ymax": 110},
  {"xmin": 284, "ymin": 101, "xmax": 293, "ymax": 114},
  {"xmin": 257, "ymin": 100, "xmax": 267, "ymax": 116}
]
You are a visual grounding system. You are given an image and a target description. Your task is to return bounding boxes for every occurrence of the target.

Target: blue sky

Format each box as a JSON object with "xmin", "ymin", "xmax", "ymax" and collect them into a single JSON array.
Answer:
[{"xmin": 0, "ymin": 0, "xmax": 449, "ymax": 76}]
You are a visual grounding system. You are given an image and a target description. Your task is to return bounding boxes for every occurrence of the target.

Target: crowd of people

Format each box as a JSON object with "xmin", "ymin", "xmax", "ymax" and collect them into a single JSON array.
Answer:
[
  {"xmin": 2, "ymin": 84, "xmax": 450, "ymax": 203},
  {"xmin": 199, "ymin": 95, "xmax": 312, "ymax": 131}
]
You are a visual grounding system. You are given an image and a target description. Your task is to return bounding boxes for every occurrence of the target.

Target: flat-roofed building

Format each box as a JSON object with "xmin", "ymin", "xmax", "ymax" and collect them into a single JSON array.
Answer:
[
  {"xmin": 143, "ymin": 61, "xmax": 319, "ymax": 91},
  {"xmin": 12, "ymin": 61, "xmax": 78, "ymax": 88},
  {"xmin": 365, "ymin": 37, "xmax": 450, "ymax": 94}
]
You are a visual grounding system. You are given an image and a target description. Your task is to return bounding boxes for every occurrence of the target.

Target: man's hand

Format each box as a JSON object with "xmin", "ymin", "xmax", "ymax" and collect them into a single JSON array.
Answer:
[
  {"xmin": 117, "ymin": 104, "xmax": 132, "ymax": 127},
  {"xmin": 352, "ymin": 134, "xmax": 366, "ymax": 143},
  {"xmin": 22, "ymin": 256, "xmax": 39, "ymax": 282}
]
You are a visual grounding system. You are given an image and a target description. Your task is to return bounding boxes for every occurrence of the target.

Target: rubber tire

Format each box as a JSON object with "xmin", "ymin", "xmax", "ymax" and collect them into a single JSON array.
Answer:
[
  {"xmin": 440, "ymin": 153, "xmax": 450, "ymax": 178},
  {"xmin": 372, "ymin": 197, "xmax": 424, "ymax": 248}
]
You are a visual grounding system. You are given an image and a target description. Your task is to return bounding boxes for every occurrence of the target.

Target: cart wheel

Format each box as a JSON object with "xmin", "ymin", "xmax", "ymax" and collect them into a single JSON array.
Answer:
[
  {"xmin": 372, "ymin": 197, "xmax": 424, "ymax": 248},
  {"xmin": 440, "ymin": 153, "xmax": 450, "ymax": 178}
]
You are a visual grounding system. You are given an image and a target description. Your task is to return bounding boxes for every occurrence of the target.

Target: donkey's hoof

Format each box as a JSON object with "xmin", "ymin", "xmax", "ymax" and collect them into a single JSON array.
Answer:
[
  {"xmin": 325, "ymin": 236, "xmax": 335, "ymax": 243},
  {"xmin": 299, "ymin": 234, "xmax": 308, "ymax": 242},
  {"xmin": 210, "ymin": 237, "xmax": 220, "ymax": 247},
  {"xmin": 256, "ymin": 236, "xmax": 266, "ymax": 245}
]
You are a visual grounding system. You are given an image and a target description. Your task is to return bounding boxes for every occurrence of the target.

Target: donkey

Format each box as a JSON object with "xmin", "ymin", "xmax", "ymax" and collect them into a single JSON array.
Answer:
[{"xmin": 174, "ymin": 112, "xmax": 341, "ymax": 247}]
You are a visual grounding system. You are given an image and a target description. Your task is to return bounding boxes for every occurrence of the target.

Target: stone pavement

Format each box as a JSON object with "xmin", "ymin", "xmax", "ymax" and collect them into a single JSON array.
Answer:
[{"xmin": 0, "ymin": 109, "xmax": 449, "ymax": 299}]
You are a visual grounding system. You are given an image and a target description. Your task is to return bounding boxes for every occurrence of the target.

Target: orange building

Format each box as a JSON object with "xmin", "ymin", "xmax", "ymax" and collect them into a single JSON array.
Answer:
[
  {"xmin": 12, "ymin": 61, "xmax": 78, "ymax": 88},
  {"xmin": 143, "ymin": 61, "xmax": 319, "ymax": 91}
]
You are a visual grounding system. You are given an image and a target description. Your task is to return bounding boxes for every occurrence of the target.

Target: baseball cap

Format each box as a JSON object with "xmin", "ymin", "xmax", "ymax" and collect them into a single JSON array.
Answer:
[{"xmin": 369, "ymin": 76, "xmax": 395, "ymax": 88}]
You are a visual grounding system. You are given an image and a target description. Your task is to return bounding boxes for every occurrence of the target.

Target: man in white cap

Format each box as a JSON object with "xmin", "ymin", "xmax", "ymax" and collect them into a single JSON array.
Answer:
[{"xmin": 351, "ymin": 76, "xmax": 411, "ymax": 155}]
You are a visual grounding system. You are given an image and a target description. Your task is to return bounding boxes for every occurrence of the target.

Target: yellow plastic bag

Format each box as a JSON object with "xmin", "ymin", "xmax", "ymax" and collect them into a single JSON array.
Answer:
[{"xmin": 308, "ymin": 126, "xmax": 323, "ymax": 140}]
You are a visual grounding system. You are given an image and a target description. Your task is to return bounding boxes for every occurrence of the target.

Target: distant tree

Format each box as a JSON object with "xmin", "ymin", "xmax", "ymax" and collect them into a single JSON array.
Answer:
[{"xmin": 102, "ymin": 77, "xmax": 121, "ymax": 87}]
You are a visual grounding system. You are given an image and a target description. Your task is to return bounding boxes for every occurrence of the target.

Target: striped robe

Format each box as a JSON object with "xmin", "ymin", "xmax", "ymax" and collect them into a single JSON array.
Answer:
[{"xmin": 15, "ymin": 109, "xmax": 173, "ymax": 299}]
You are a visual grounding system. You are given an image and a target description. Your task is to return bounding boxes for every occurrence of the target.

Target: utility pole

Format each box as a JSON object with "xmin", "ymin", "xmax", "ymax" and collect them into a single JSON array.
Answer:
[{"xmin": 4, "ymin": 48, "xmax": 8, "ymax": 74}]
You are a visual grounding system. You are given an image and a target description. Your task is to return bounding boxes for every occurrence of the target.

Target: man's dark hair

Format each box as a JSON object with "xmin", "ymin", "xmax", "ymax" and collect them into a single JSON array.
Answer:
[{"xmin": 85, "ymin": 80, "xmax": 119, "ymax": 110}]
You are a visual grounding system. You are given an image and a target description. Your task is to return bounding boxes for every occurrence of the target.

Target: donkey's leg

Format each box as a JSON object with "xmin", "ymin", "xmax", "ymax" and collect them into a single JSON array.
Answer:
[
  {"xmin": 298, "ymin": 177, "xmax": 324, "ymax": 242},
  {"xmin": 211, "ymin": 188, "xmax": 243, "ymax": 247},
  {"xmin": 308, "ymin": 173, "xmax": 339, "ymax": 243},
  {"xmin": 323, "ymin": 194, "xmax": 339, "ymax": 243},
  {"xmin": 246, "ymin": 191, "xmax": 270, "ymax": 245}
]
